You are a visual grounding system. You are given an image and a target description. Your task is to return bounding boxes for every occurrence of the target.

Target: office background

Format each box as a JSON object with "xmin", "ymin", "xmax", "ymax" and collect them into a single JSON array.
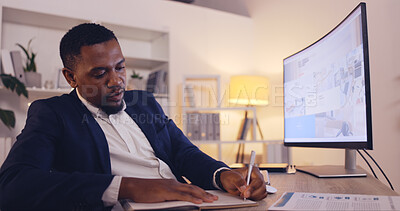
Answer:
[{"xmin": 0, "ymin": 0, "xmax": 399, "ymax": 192}]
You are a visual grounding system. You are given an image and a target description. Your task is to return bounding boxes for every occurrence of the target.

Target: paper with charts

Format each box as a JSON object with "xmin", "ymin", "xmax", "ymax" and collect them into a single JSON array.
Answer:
[
  {"xmin": 121, "ymin": 190, "xmax": 258, "ymax": 210},
  {"xmin": 269, "ymin": 192, "xmax": 400, "ymax": 211}
]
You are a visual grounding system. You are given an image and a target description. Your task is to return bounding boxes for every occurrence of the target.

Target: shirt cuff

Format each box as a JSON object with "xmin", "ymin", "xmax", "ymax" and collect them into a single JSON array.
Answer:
[
  {"xmin": 102, "ymin": 175, "xmax": 122, "ymax": 207},
  {"xmin": 212, "ymin": 167, "xmax": 231, "ymax": 190}
]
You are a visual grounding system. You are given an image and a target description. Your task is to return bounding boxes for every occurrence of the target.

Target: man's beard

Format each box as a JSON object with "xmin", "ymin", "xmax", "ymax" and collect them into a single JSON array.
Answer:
[
  {"xmin": 102, "ymin": 87, "xmax": 125, "ymax": 115},
  {"xmin": 102, "ymin": 102, "xmax": 124, "ymax": 115}
]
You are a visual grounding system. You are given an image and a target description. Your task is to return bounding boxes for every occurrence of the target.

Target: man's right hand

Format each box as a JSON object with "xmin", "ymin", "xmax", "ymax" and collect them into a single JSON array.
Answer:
[
  {"xmin": 118, "ymin": 178, "xmax": 218, "ymax": 204},
  {"xmin": 219, "ymin": 167, "xmax": 267, "ymax": 201}
]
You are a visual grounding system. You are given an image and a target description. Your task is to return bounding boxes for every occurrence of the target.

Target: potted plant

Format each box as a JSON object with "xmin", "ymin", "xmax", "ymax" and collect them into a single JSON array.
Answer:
[
  {"xmin": 16, "ymin": 38, "xmax": 41, "ymax": 88},
  {"xmin": 0, "ymin": 74, "xmax": 28, "ymax": 129},
  {"xmin": 128, "ymin": 70, "xmax": 145, "ymax": 90}
]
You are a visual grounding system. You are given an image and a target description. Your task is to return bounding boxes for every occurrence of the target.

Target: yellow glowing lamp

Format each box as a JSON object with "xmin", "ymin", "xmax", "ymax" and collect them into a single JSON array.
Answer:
[
  {"xmin": 229, "ymin": 75, "xmax": 270, "ymax": 163},
  {"xmin": 229, "ymin": 75, "xmax": 269, "ymax": 106}
]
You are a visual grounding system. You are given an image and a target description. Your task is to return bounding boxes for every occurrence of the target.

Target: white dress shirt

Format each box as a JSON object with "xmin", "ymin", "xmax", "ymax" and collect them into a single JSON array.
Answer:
[
  {"xmin": 76, "ymin": 91, "xmax": 176, "ymax": 207},
  {"xmin": 76, "ymin": 90, "xmax": 226, "ymax": 209}
]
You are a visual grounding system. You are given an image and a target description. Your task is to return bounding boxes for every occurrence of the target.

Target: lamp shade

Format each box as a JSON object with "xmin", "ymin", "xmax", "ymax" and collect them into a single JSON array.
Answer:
[{"xmin": 229, "ymin": 75, "xmax": 269, "ymax": 106}]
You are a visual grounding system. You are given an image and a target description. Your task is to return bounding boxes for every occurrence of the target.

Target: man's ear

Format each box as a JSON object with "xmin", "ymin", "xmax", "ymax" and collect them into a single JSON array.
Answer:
[{"xmin": 62, "ymin": 68, "xmax": 78, "ymax": 88}]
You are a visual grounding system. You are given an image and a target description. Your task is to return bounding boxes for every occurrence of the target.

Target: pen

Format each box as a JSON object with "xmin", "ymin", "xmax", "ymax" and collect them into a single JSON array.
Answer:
[{"xmin": 244, "ymin": 150, "xmax": 256, "ymax": 201}]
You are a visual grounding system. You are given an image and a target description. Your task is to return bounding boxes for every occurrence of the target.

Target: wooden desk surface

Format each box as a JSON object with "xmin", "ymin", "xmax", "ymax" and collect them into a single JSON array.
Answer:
[{"xmin": 218, "ymin": 171, "xmax": 398, "ymax": 211}]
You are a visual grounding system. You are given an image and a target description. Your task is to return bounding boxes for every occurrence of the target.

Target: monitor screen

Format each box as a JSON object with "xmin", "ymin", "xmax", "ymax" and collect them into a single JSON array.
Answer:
[{"xmin": 283, "ymin": 3, "xmax": 372, "ymax": 150}]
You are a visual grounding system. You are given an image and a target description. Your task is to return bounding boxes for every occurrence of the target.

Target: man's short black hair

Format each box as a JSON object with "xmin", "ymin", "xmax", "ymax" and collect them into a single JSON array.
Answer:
[{"xmin": 60, "ymin": 23, "xmax": 118, "ymax": 70}]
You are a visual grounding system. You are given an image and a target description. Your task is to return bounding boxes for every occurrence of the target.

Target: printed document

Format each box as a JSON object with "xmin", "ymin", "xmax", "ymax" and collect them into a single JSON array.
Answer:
[{"xmin": 269, "ymin": 192, "xmax": 400, "ymax": 210}]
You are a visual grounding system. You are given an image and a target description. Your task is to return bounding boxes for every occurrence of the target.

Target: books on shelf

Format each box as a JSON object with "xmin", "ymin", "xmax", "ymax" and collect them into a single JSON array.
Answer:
[
  {"xmin": 146, "ymin": 69, "xmax": 167, "ymax": 94},
  {"xmin": 121, "ymin": 190, "xmax": 258, "ymax": 211},
  {"xmin": 200, "ymin": 113, "xmax": 207, "ymax": 140},
  {"xmin": 186, "ymin": 112, "xmax": 200, "ymax": 140},
  {"xmin": 186, "ymin": 112, "xmax": 220, "ymax": 141},
  {"xmin": 184, "ymin": 84, "xmax": 196, "ymax": 107},
  {"xmin": 213, "ymin": 113, "xmax": 220, "ymax": 140},
  {"xmin": 206, "ymin": 113, "xmax": 214, "ymax": 140}
]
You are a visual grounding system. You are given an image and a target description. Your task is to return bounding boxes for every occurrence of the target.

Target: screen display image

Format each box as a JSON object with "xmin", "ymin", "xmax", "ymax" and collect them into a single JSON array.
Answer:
[{"xmin": 283, "ymin": 3, "xmax": 372, "ymax": 150}]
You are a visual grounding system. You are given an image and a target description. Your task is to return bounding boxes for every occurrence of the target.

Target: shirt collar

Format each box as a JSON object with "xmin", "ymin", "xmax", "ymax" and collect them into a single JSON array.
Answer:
[{"xmin": 76, "ymin": 89, "xmax": 126, "ymax": 119}]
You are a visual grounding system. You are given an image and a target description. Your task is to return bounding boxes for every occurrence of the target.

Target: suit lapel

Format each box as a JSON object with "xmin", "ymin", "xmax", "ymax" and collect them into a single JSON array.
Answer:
[
  {"xmin": 124, "ymin": 105, "xmax": 162, "ymax": 155},
  {"xmin": 85, "ymin": 118, "xmax": 112, "ymax": 174},
  {"xmin": 68, "ymin": 90, "xmax": 170, "ymax": 175},
  {"xmin": 124, "ymin": 92, "xmax": 182, "ymax": 180},
  {"xmin": 69, "ymin": 90, "xmax": 111, "ymax": 174},
  {"xmin": 123, "ymin": 93, "xmax": 169, "ymax": 164}
]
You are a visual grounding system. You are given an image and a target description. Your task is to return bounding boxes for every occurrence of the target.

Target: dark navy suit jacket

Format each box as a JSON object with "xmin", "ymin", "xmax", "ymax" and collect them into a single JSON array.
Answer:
[{"xmin": 0, "ymin": 90, "xmax": 227, "ymax": 210}]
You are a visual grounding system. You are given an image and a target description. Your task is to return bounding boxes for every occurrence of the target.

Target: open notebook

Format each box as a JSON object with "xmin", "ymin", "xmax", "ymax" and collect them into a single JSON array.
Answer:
[{"xmin": 120, "ymin": 190, "xmax": 258, "ymax": 210}]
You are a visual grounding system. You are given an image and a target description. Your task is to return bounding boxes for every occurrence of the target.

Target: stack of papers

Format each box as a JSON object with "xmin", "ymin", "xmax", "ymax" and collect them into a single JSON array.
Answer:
[{"xmin": 269, "ymin": 192, "xmax": 400, "ymax": 211}]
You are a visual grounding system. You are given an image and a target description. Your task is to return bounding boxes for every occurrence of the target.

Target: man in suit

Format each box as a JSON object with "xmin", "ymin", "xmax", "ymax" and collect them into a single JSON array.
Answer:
[{"xmin": 0, "ymin": 23, "xmax": 266, "ymax": 210}]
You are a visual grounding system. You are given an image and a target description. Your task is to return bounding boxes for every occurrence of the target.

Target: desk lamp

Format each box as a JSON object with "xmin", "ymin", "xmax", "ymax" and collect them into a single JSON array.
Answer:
[{"xmin": 229, "ymin": 75, "xmax": 269, "ymax": 163}]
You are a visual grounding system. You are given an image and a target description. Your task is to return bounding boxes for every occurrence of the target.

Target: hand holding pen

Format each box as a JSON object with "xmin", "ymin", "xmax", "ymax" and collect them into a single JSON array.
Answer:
[
  {"xmin": 244, "ymin": 150, "xmax": 256, "ymax": 201},
  {"xmin": 218, "ymin": 150, "xmax": 267, "ymax": 201}
]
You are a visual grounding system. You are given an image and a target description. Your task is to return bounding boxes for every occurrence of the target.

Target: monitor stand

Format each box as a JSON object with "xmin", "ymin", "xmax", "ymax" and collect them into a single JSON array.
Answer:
[{"xmin": 296, "ymin": 149, "xmax": 367, "ymax": 178}]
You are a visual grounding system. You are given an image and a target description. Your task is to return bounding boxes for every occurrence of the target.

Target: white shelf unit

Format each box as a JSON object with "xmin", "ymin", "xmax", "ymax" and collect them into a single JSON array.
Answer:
[
  {"xmin": 181, "ymin": 75, "xmax": 279, "ymax": 161},
  {"xmin": 1, "ymin": 7, "xmax": 169, "ymax": 70},
  {"xmin": 0, "ymin": 5, "xmax": 170, "ymax": 112}
]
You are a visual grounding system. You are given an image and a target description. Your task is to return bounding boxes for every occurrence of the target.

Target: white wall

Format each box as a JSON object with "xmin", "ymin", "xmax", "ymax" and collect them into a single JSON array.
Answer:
[
  {"xmin": 0, "ymin": 0, "xmax": 257, "ymax": 163},
  {"xmin": 246, "ymin": 0, "xmax": 400, "ymax": 192},
  {"xmin": 0, "ymin": 0, "xmax": 256, "ymax": 109},
  {"xmin": 193, "ymin": 0, "xmax": 250, "ymax": 17}
]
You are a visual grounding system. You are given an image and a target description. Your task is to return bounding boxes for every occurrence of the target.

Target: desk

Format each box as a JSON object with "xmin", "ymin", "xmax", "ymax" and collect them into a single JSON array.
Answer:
[{"xmin": 227, "ymin": 171, "xmax": 398, "ymax": 211}]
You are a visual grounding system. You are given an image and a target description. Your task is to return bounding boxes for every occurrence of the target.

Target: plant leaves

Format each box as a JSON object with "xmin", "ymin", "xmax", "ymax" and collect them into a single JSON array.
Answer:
[
  {"xmin": 27, "ymin": 38, "xmax": 33, "ymax": 50},
  {"xmin": 16, "ymin": 39, "xmax": 37, "ymax": 72},
  {"xmin": 16, "ymin": 43, "xmax": 30, "ymax": 59},
  {"xmin": 0, "ymin": 74, "xmax": 28, "ymax": 98},
  {"xmin": 1, "ymin": 74, "xmax": 15, "ymax": 91},
  {"xmin": 131, "ymin": 71, "xmax": 143, "ymax": 79},
  {"xmin": 15, "ymin": 80, "xmax": 29, "ymax": 98},
  {"xmin": 0, "ymin": 108, "xmax": 15, "ymax": 129},
  {"xmin": 0, "ymin": 74, "xmax": 28, "ymax": 129},
  {"xmin": 30, "ymin": 53, "xmax": 37, "ymax": 72}
]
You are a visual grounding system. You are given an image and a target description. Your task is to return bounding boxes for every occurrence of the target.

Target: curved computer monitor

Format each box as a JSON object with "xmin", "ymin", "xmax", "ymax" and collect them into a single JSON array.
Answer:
[{"xmin": 283, "ymin": 3, "xmax": 372, "ymax": 177}]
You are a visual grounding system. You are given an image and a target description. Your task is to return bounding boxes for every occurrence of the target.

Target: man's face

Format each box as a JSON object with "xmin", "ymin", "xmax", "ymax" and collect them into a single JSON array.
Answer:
[{"xmin": 70, "ymin": 39, "xmax": 126, "ymax": 114}]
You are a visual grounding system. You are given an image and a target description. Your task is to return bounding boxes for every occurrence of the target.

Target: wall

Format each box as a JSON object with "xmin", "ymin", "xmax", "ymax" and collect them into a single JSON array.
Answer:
[
  {"xmin": 246, "ymin": 0, "xmax": 400, "ymax": 192},
  {"xmin": 192, "ymin": 0, "xmax": 250, "ymax": 17},
  {"xmin": 0, "ymin": 0, "xmax": 259, "ymax": 164}
]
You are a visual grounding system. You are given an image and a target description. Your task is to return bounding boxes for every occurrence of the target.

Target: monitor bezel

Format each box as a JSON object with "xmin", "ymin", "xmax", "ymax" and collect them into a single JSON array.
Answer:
[{"xmin": 283, "ymin": 2, "xmax": 373, "ymax": 150}]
